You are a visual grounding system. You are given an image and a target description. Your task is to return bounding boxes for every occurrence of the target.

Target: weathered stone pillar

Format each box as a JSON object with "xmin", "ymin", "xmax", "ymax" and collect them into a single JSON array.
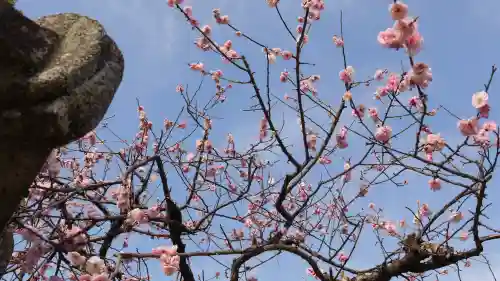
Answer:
[{"xmin": 0, "ymin": 0, "xmax": 124, "ymax": 247}]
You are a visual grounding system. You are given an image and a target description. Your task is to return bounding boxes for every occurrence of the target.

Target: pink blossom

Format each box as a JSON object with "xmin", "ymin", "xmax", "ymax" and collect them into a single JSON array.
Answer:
[
  {"xmin": 399, "ymin": 220, "xmax": 406, "ymax": 228},
  {"xmin": 186, "ymin": 152, "xmax": 195, "ymax": 162},
  {"xmin": 336, "ymin": 126, "xmax": 349, "ymax": 149},
  {"xmin": 339, "ymin": 66, "xmax": 355, "ymax": 83},
  {"xmin": 408, "ymin": 62, "xmax": 432, "ymax": 88},
  {"xmin": 338, "ymin": 252, "xmax": 348, "ymax": 263},
  {"xmin": 152, "ymin": 245, "xmax": 178, "ymax": 256},
  {"xmin": 175, "ymin": 84, "xmax": 184, "ymax": 93},
  {"xmin": 405, "ymin": 32, "xmax": 423, "ymax": 55},
  {"xmin": 376, "ymin": 86, "xmax": 390, "ymax": 98},
  {"xmin": 263, "ymin": 47, "xmax": 280, "ymax": 64},
  {"xmin": 183, "ymin": 6, "xmax": 192, "ymax": 17},
  {"xmin": 147, "ymin": 205, "xmax": 161, "ymax": 219},
  {"xmin": 368, "ymin": 108, "xmax": 379, "ymax": 122},
  {"xmin": 296, "ymin": 25, "xmax": 303, "ymax": 34},
  {"xmin": 425, "ymin": 152, "xmax": 433, "ymax": 161},
  {"xmin": 307, "ymin": 134, "xmax": 317, "ymax": 151},
  {"xmin": 483, "ymin": 121, "xmax": 497, "ymax": 132},
  {"xmin": 450, "ymin": 211, "xmax": 463, "ymax": 223},
  {"xmin": 222, "ymin": 39, "xmax": 231, "ymax": 50},
  {"xmin": 378, "ymin": 28, "xmax": 404, "ymax": 49},
  {"xmin": 211, "ymin": 70, "xmax": 223, "ymax": 81},
  {"xmin": 389, "ymin": 2, "xmax": 408, "ymax": 20},
  {"xmin": 67, "ymin": 251, "xmax": 86, "ymax": 266},
  {"xmin": 64, "ymin": 226, "xmax": 87, "ymax": 250},
  {"xmin": 196, "ymin": 139, "xmax": 213, "ymax": 152},
  {"xmin": 300, "ymin": 75, "xmax": 320, "ymax": 95},
  {"xmin": 201, "ymin": 25, "xmax": 212, "ymax": 35},
  {"xmin": 308, "ymin": 8, "xmax": 321, "ymax": 20},
  {"xmin": 319, "ymin": 156, "xmax": 332, "ymax": 164},
  {"xmin": 473, "ymin": 131, "xmax": 490, "ymax": 146},
  {"xmin": 244, "ymin": 218, "xmax": 253, "ymax": 227},
  {"xmin": 161, "ymin": 254, "xmax": 180, "ymax": 276},
  {"xmin": 460, "ymin": 232, "xmax": 469, "ymax": 241},
  {"xmin": 428, "ymin": 178, "xmax": 441, "ymax": 191},
  {"xmin": 472, "ymin": 91, "xmax": 488, "ymax": 109},
  {"xmin": 85, "ymin": 256, "xmax": 106, "ymax": 275},
  {"xmin": 343, "ymin": 162, "xmax": 352, "ymax": 182},
  {"xmin": 281, "ymin": 50, "xmax": 293, "ymax": 60},
  {"xmin": 386, "ymin": 73, "xmax": 402, "ymax": 92},
  {"xmin": 213, "ymin": 9, "xmax": 229, "ymax": 24},
  {"xmin": 374, "ymin": 69, "xmax": 385, "ymax": 81},
  {"xmin": 394, "ymin": 18, "xmax": 418, "ymax": 39},
  {"xmin": 425, "ymin": 134, "xmax": 446, "ymax": 152},
  {"xmin": 375, "ymin": 126, "xmax": 392, "ymax": 143},
  {"xmin": 127, "ymin": 208, "xmax": 149, "ymax": 224},
  {"xmin": 383, "ymin": 221, "xmax": 397, "ymax": 235},
  {"xmin": 408, "ymin": 96, "xmax": 423, "ymax": 110},
  {"xmin": 332, "ymin": 35, "xmax": 344, "ymax": 47},
  {"xmin": 352, "ymin": 104, "xmax": 365, "ymax": 118},
  {"xmin": 457, "ymin": 118, "xmax": 479, "ymax": 136},
  {"xmin": 116, "ymin": 185, "xmax": 130, "ymax": 211},
  {"xmin": 267, "ymin": 0, "xmax": 279, "ymax": 7},
  {"xmin": 379, "ymin": 17, "xmax": 422, "ymax": 54},
  {"xmin": 280, "ymin": 71, "xmax": 289, "ymax": 82},
  {"xmin": 189, "ymin": 62, "xmax": 204, "ymax": 72},
  {"xmin": 479, "ymin": 104, "xmax": 490, "ymax": 118},
  {"xmin": 419, "ymin": 203, "xmax": 431, "ymax": 217}
]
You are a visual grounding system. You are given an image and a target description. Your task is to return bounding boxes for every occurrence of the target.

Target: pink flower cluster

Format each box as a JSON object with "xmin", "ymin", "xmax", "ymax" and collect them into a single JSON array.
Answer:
[
  {"xmin": 458, "ymin": 117, "xmax": 497, "ymax": 146},
  {"xmin": 378, "ymin": 1, "xmax": 423, "ymax": 55},
  {"xmin": 423, "ymin": 134, "xmax": 446, "ymax": 161},
  {"xmin": 339, "ymin": 66, "xmax": 354, "ymax": 84},
  {"xmin": 454, "ymin": 91, "xmax": 497, "ymax": 146},
  {"xmin": 115, "ymin": 182, "xmax": 131, "ymax": 211},
  {"xmin": 62, "ymin": 225, "xmax": 88, "ymax": 251},
  {"xmin": 152, "ymin": 245, "xmax": 180, "ymax": 276},
  {"xmin": 218, "ymin": 39, "xmax": 240, "ymax": 63},
  {"xmin": 300, "ymin": 75, "xmax": 320, "ymax": 96},
  {"xmin": 262, "ymin": 47, "xmax": 293, "ymax": 64},
  {"xmin": 407, "ymin": 62, "xmax": 433, "ymax": 88},
  {"xmin": 212, "ymin": 8, "xmax": 229, "ymax": 24},
  {"xmin": 302, "ymin": 0, "xmax": 325, "ymax": 21},
  {"xmin": 167, "ymin": 0, "xmax": 183, "ymax": 7},
  {"xmin": 332, "ymin": 35, "xmax": 344, "ymax": 47},
  {"xmin": 125, "ymin": 206, "xmax": 161, "ymax": 225},
  {"xmin": 77, "ymin": 256, "xmax": 110, "ymax": 281},
  {"xmin": 375, "ymin": 125, "xmax": 392, "ymax": 143},
  {"xmin": 428, "ymin": 178, "xmax": 441, "ymax": 191},
  {"xmin": 472, "ymin": 91, "xmax": 490, "ymax": 118},
  {"xmin": 352, "ymin": 104, "xmax": 365, "ymax": 119}
]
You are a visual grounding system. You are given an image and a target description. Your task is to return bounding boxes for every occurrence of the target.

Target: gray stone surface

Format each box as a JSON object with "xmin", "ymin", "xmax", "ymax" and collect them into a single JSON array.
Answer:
[{"xmin": 0, "ymin": 1, "xmax": 124, "ymax": 251}]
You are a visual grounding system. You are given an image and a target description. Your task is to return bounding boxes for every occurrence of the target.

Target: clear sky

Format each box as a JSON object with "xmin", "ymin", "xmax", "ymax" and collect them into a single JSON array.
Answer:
[{"xmin": 17, "ymin": 0, "xmax": 500, "ymax": 280}]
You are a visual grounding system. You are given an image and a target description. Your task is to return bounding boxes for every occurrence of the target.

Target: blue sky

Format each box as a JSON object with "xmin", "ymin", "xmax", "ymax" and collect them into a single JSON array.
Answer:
[{"xmin": 17, "ymin": 0, "xmax": 500, "ymax": 280}]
